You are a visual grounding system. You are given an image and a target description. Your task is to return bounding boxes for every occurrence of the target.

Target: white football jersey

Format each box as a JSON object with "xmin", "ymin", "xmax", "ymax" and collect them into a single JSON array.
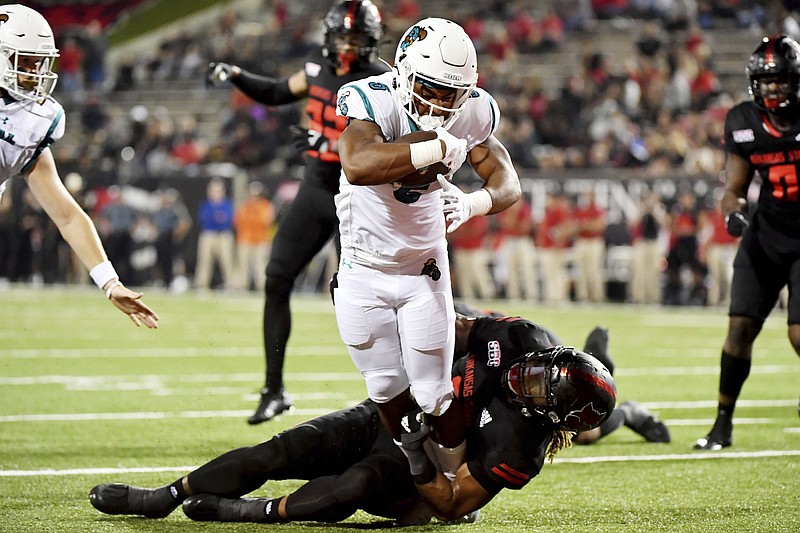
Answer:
[
  {"xmin": 0, "ymin": 94, "xmax": 65, "ymax": 197},
  {"xmin": 335, "ymin": 71, "xmax": 500, "ymax": 268}
]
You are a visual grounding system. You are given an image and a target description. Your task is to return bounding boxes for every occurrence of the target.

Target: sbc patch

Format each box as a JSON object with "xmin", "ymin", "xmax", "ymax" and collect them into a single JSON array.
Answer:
[
  {"xmin": 487, "ymin": 340, "xmax": 501, "ymax": 367},
  {"xmin": 732, "ymin": 129, "xmax": 755, "ymax": 143},
  {"xmin": 305, "ymin": 61, "xmax": 322, "ymax": 78}
]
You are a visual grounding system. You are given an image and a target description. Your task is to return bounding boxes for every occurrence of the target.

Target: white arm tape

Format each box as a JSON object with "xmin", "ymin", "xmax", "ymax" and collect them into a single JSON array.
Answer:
[
  {"xmin": 470, "ymin": 188, "xmax": 493, "ymax": 216},
  {"xmin": 89, "ymin": 260, "xmax": 119, "ymax": 290},
  {"xmin": 409, "ymin": 139, "xmax": 444, "ymax": 169}
]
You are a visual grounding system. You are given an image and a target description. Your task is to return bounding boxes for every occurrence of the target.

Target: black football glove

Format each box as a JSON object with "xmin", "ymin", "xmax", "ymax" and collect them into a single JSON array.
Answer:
[
  {"xmin": 289, "ymin": 124, "xmax": 325, "ymax": 155},
  {"xmin": 724, "ymin": 211, "xmax": 749, "ymax": 237},
  {"xmin": 398, "ymin": 408, "xmax": 437, "ymax": 484},
  {"xmin": 206, "ymin": 62, "xmax": 235, "ymax": 87},
  {"xmin": 328, "ymin": 271, "xmax": 338, "ymax": 306}
]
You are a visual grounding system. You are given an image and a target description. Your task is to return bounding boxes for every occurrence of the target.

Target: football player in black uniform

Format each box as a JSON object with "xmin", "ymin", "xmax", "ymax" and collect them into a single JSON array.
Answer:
[
  {"xmin": 87, "ymin": 314, "xmax": 616, "ymax": 525},
  {"xmin": 452, "ymin": 302, "xmax": 670, "ymax": 446},
  {"xmin": 205, "ymin": 0, "xmax": 390, "ymax": 425},
  {"xmin": 695, "ymin": 34, "xmax": 800, "ymax": 450}
]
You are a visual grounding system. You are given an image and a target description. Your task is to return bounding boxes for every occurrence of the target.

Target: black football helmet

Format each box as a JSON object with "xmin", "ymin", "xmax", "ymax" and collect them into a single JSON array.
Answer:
[
  {"xmin": 746, "ymin": 34, "xmax": 800, "ymax": 114},
  {"xmin": 322, "ymin": 0, "xmax": 384, "ymax": 73},
  {"xmin": 503, "ymin": 346, "xmax": 617, "ymax": 432}
]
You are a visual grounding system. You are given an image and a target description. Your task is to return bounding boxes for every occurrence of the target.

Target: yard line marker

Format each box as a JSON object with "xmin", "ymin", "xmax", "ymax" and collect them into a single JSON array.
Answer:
[
  {"xmin": 0, "ymin": 346, "xmax": 345, "ymax": 359},
  {"xmin": 615, "ymin": 365, "xmax": 798, "ymax": 377},
  {"xmin": 1, "ymin": 365, "xmax": 796, "ymax": 387},
  {"xmin": 3, "ymin": 450, "xmax": 799, "ymax": 477},
  {"xmin": 0, "ymin": 408, "xmax": 336, "ymax": 423},
  {"xmin": 0, "ymin": 372, "xmax": 361, "ymax": 385},
  {"xmin": 0, "ymin": 410, "xmax": 793, "ymax": 424},
  {"xmin": 0, "ymin": 466, "xmax": 197, "ymax": 477},
  {"xmin": 553, "ymin": 450, "xmax": 800, "ymax": 464},
  {"xmin": 642, "ymin": 399, "xmax": 798, "ymax": 409}
]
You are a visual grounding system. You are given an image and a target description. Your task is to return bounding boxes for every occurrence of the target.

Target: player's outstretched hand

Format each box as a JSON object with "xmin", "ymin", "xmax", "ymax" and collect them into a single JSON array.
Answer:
[
  {"xmin": 205, "ymin": 62, "xmax": 236, "ymax": 87},
  {"xmin": 108, "ymin": 284, "xmax": 160, "ymax": 329}
]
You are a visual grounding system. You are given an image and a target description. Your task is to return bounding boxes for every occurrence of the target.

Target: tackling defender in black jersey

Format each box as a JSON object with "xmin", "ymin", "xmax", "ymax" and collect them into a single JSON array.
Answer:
[
  {"xmin": 206, "ymin": 0, "xmax": 390, "ymax": 425},
  {"xmin": 88, "ymin": 314, "xmax": 616, "ymax": 525},
  {"xmin": 695, "ymin": 34, "xmax": 800, "ymax": 451}
]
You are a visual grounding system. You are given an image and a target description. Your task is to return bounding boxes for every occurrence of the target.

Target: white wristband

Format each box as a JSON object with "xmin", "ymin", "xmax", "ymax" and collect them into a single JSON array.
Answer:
[
  {"xmin": 469, "ymin": 188, "xmax": 493, "ymax": 216},
  {"xmin": 89, "ymin": 260, "xmax": 118, "ymax": 290},
  {"xmin": 409, "ymin": 139, "xmax": 444, "ymax": 169},
  {"xmin": 105, "ymin": 280, "xmax": 123, "ymax": 299}
]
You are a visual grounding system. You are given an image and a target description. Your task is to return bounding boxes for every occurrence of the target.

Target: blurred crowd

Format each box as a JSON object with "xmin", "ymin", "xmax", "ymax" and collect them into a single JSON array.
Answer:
[
  {"xmin": 2, "ymin": 0, "xmax": 798, "ymax": 306},
  {"xmin": 446, "ymin": 185, "xmax": 740, "ymax": 307}
]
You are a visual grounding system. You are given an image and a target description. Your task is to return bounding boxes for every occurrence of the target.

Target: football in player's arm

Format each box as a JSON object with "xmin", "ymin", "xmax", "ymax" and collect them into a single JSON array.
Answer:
[{"xmin": 332, "ymin": 17, "xmax": 521, "ymax": 486}]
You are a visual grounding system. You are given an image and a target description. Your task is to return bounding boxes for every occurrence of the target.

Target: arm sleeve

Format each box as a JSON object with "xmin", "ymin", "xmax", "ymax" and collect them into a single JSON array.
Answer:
[{"xmin": 231, "ymin": 70, "xmax": 300, "ymax": 106}]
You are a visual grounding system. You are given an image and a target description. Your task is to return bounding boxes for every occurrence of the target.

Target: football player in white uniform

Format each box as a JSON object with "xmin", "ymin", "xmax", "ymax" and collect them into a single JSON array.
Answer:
[
  {"xmin": 333, "ymin": 18, "xmax": 520, "ymax": 480},
  {"xmin": 0, "ymin": 5, "xmax": 158, "ymax": 328}
]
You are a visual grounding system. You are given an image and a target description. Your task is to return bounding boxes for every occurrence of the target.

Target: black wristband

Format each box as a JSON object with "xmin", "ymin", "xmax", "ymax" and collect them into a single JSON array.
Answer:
[
  {"xmin": 412, "ymin": 462, "xmax": 437, "ymax": 485},
  {"xmin": 407, "ymin": 449, "xmax": 437, "ymax": 485}
]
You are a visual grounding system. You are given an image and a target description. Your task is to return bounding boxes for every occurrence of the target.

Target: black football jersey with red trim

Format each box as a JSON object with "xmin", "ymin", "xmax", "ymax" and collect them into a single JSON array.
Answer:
[
  {"xmin": 302, "ymin": 46, "xmax": 389, "ymax": 189},
  {"xmin": 452, "ymin": 316, "xmax": 555, "ymax": 494},
  {"xmin": 724, "ymin": 100, "xmax": 800, "ymax": 237}
]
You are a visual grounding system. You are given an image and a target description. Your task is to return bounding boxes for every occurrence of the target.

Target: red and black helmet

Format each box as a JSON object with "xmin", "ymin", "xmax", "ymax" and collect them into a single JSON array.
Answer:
[
  {"xmin": 503, "ymin": 346, "xmax": 617, "ymax": 432},
  {"xmin": 322, "ymin": 0, "xmax": 384, "ymax": 73},
  {"xmin": 746, "ymin": 34, "xmax": 800, "ymax": 114}
]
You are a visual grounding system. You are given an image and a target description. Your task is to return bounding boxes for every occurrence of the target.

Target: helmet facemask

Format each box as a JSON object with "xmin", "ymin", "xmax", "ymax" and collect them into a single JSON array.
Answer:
[
  {"xmin": 750, "ymin": 73, "xmax": 800, "ymax": 114},
  {"xmin": 326, "ymin": 30, "xmax": 375, "ymax": 73},
  {"xmin": 747, "ymin": 34, "xmax": 800, "ymax": 117},
  {"xmin": 0, "ymin": 47, "xmax": 58, "ymax": 104},
  {"xmin": 503, "ymin": 348, "xmax": 560, "ymax": 421},
  {"xmin": 395, "ymin": 64, "xmax": 473, "ymax": 130},
  {"xmin": 0, "ymin": 5, "xmax": 59, "ymax": 105},
  {"xmin": 393, "ymin": 18, "xmax": 478, "ymax": 131},
  {"xmin": 503, "ymin": 346, "xmax": 617, "ymax": 432},
  {"xmin": 322, "ymin": 0, "xmax": 383, "ymax": 74}
]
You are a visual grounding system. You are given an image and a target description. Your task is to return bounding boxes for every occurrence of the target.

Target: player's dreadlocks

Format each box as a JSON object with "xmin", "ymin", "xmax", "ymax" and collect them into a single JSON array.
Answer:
[{"xmin": 546, "ymin": 429, "xmax": 575, "ymax": 462}]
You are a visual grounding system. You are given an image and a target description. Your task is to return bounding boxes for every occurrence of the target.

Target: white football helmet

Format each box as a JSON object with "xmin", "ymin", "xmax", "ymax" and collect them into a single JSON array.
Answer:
[
  {"xmin": 0, "ymin": 4, "xmax": 59, "ymax": 104},
  {"xmin": 394, "ymin": 18, "xmax": 478, "ymax": 131}
]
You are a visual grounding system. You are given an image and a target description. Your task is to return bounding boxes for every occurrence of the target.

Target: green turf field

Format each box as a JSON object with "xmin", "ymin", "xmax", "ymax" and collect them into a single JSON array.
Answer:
[{"xmin": 1, "ymin": 286, "xmax": 798, "ymax": 532}]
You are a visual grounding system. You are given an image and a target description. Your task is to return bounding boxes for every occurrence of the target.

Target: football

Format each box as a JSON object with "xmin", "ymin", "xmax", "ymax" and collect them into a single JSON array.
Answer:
[{"xmin": 393, "ymin": 131, "xmax": 449, "ymax": 187}]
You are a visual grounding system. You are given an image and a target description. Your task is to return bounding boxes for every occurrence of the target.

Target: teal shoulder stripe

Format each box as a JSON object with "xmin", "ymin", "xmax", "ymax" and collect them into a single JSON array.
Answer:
[
  {"xmin": 21, "ymin": 107, "xmax": 63, "ymax": 174},
  {"xmin": 345, "ymin": 84, "xmax": 376, "ymax": 122},
  {"xmin": 488, "ymin": 94, "xmax": 498, "ymax": 134}
]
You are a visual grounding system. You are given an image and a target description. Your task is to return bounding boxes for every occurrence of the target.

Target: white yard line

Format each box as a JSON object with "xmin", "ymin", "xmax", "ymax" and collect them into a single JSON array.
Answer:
[
  {"xmin": 0, "ymin": 407, "xmax": 335, "ymax": 422},
  {"xmin": 0, "ymin": 346, "xmax": 344, "ymax": 359},
  {"xmin": 553, "ymin": 450, "xmax": 800, "ymax": 464},
  {"xmin": 2, "ymin": 449, "xmax": 799, "ymax": 477},
  {"xmin": 1, "ymin": 365, "xmax": 796, "ymax": 388},
  {"xmin": 0, "ymin": 372, "xmax": 361, "ymax": 385}
]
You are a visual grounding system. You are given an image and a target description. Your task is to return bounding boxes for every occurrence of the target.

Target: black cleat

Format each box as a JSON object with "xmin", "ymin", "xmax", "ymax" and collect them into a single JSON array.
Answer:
[
  {"xmin": 183, "ymin": 494, "xmax": 270, "ymax": 523},
  {"xmin": 583, "ymin": 326, "xmax": 615, "ymax": 376},
  {"xmin": 88, "ymin": 483, "xmax": 179, "ymax": 518},
  {"xmin": 247, "ymin": 388, "xmax": 294, "ymax": 425},
  {"xmin": 619, "ymin": 401, "xmax": 671, "ymax": 443},
  {"xmin": 693, "ymin": 415, "xmax": 733, "ymax": 450}
]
